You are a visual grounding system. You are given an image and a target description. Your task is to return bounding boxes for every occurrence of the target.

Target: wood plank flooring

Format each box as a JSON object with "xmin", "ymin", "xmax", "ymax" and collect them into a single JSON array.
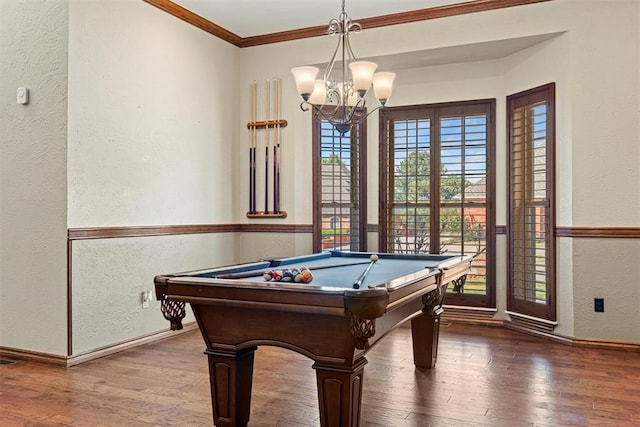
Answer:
[{"xmin": 1, "ymin": 322, "xmax": 639, "ymax": 426}]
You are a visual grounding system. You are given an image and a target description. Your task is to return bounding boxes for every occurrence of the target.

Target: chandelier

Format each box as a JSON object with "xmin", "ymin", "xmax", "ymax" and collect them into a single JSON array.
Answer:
[{"xmin": 291, "ymin": 0, "xmax": 396, "ymax": 134}]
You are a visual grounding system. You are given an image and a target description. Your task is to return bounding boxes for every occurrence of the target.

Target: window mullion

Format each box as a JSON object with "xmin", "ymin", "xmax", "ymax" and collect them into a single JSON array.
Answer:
[{"xmin": 431, "ymin": 113, "xmax": 441, "ymax": 254}]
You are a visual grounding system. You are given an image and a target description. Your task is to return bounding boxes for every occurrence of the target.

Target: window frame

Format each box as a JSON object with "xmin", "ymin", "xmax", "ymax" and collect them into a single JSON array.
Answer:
[{"xmin": 379, "ymin": 100, "xmax": 496, "ymax": 308}]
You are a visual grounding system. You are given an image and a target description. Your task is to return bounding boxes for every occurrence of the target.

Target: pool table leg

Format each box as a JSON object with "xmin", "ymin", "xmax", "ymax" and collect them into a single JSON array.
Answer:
[
  {"xmin": 411, "ymin": 309, "xmax": 443, "ymax": 369},
  {"xmin": 313, "ymin": 358, "xmax": 368, "ymax": 427},
  {"xmin": 411, "ymin": 284, "xmax": 449, "ymax": 369},
  {"xmin": 205, "ymin": 347, "xmax": 257, "ymax": 427}
]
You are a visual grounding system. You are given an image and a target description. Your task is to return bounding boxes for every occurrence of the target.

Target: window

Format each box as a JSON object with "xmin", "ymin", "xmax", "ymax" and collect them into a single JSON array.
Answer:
[
  {"xmin": 507, "ymin": 83, "xmax": 556, "ymax": 321},
  {"xmin": 379, "ymin": 101, "xmax": 495, "ymax": 307},
  {"xmin": 312, "ymin": 116, "xmax": 367, "ymax": 252}
]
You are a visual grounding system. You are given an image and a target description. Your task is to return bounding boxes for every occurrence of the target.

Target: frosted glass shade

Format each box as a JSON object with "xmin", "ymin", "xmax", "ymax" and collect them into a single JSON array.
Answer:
[
  {"xmin": 372, "ymin": 72, "xmax": 396, "ymax": 104},
  {"xmin": 291, "ymin": 66, "xmax": 319, "ymax": 100},
  {"xmin": 308, "ymin": 80, "xmax": 327, "ymax": 105},
  {"xmin": 349, "ymin": 61, "xmax": 377, "ymax": 93}
]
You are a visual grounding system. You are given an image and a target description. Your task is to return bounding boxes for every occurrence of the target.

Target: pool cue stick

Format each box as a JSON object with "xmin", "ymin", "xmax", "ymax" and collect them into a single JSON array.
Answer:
[
  {"xmin": 273, "ymin": 78, "xmax": 280, "ymax": 214},
  {"xmin": 252, "ymin": 81, "xmax": 257, "ymax": 214},
  {"xmin": 264, "ymin": 79, "xmax": 270, "ymax": 214},
  {"xmin": 248, "ymin": 82, "xmax": 252, "ymax": 213},
  {"xmin": 249, "ymin": 81, "xmax": 257, "ymax": 214},
  {"xmin": 352, "ymin": 256, "xmax": 378, "ymax": 289},
  {"xmin": 276, "ymin": 77, "xmax": 282, "ymax": 213},
  {"xmin": 215, "ymin": 260, "xmax": 372, "ymax": 280},
  {"xmin": 248, "ymin": 83, "xmax": 252, "ymax": 213}
]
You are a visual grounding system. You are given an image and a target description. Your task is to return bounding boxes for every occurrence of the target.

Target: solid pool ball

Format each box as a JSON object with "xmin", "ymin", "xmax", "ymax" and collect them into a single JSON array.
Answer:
[
  {"xmin": 271, "ymin": 270, "xmax": 283, "ymax": 281},
  {"xmin": 301, "ymin": 270, "xmax": 313, "ymax": 283}
]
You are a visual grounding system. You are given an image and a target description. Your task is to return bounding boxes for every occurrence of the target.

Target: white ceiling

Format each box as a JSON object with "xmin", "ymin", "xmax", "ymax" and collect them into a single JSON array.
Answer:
[
  {"xmin": 365, "ymin": 33, "xmax": 561, "ymax": 70},
  {"xmin": 167, "ymin": 1, "xmax": 561, "ymax": 70},
  {"xmin": 171, "ymin": 0, "xmax": 470, "ymax": 38}
]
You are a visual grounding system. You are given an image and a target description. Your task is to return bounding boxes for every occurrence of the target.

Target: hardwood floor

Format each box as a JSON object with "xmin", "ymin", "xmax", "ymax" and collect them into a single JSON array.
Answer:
[{"xmin": 1, "ymin": 323, "xmax": 639, "ymax": 426}]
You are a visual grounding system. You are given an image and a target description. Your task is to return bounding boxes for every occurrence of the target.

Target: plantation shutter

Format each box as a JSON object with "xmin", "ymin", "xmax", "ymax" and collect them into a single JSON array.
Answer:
[
  {"xmin": 507, "ymin": 83, "xmax": 556, "ymax": 321},
  {"xmin": 312, "ymin": 117, "xmax": 367, "ymax": 252},
  {"xmin": 379, "ymin": 101, "xmax": 495, "ymax": 307},
  {"xmin": 385, "ymin": 116, "xmax": 433, "ymax": 254},
  {"xmin": 438, "ymin": 107, "xmax": 492, "ymax": 299}
]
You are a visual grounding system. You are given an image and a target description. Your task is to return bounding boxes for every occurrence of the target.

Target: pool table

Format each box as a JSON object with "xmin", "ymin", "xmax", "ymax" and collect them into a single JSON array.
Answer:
[{"xmin": 155, "ymin": 251, "xmax": 471, "ymax": 427}]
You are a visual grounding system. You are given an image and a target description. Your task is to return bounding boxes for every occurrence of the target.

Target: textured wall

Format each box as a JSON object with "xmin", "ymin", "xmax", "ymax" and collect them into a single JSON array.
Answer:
[
  {"xmin": 68, "ymin": 0, "xmax": 239, "ymax": 227},
  {"xmin": 66, "ymin": 0, "xmax": 241, "ymax": 354},
  {"xmin": 572, "ymin": 239, "xmax": 640, "ymax": 341},
  {"xmin": 71, "ymin": 233, "xmax": 237, "ymax": 354},
  {"xmin": 0, "ymin": 0, "xmax": 69, "ymax": 355},
  {"xmin": 558, "ymin": 2, "xmax": 639, "ymax": 341},
  {"xmin": 568, "ymin": 3, "xmax": 640, "ymax": 227}
]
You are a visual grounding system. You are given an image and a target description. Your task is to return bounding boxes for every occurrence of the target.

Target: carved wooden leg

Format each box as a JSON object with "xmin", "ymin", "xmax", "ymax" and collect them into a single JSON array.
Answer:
[
  {"xmin": 411, "ymin": 311, "xmax": 441, "ymax": 368},
  {"xmin": 205, "ymin": 347, "xmax": 257, "ymax": 427},
  {"xmin": 411, "ymin": 289, "xmax": 445, "ymax": 369},
  {"xmin": 313, "ymin": 358, "xmax": 368, "ymax": 427}
]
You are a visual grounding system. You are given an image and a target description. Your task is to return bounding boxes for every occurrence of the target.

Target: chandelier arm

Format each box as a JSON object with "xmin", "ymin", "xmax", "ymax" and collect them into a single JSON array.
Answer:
[
  {"xmin": 303, "ymin": 100, "xmax": 385, "ymax": 136},
  {"xmin": 344, "ymin": 34, "xmax": 358, "ymax": 63},
  {"xmin": 343, "ymin": 36, "xmax": 357, "ymax": 107},
  {"xmin": 299, "ymin": 101, "xmax": 345, "ymax": 124},
  {"xmin": 342, "ymin": 97, "xmax": 366, "ymax": 124},
  {"xmin": 324, "ymin": 29, "xmax": 342, "ymax": 85},
  {"xmin": 340, "ymin": 33, "xmax": 348, "ymax": 109},
  {"xmin": 306, "ymin": 102, "xmax": 357, "ymax": 131},
  {"xmin": 302, "ymin": 100, "xmax": 383, "ymax": 127},
  {"xmin": 309, "ymin": 103, "xmax": 342, "ymax": 124},
  {"xmin": 359, "ymin": 104, "xmax": 384, "ymax": 122}
]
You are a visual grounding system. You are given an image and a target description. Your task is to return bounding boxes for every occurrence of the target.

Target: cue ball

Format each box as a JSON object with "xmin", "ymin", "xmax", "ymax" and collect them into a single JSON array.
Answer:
[{"xmin": 370, "ymin": 254, "xmax": 379, "ymax": 262}]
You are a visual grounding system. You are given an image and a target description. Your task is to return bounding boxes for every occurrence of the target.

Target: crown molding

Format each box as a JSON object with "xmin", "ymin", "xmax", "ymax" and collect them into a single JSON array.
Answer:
[
  {"xmin": 143, "ymin": 0, "xmax": 243, "ymax": 46},
  {"xmin": 144, "ymin": 0, "xmax": 551, "ymax": 48}
]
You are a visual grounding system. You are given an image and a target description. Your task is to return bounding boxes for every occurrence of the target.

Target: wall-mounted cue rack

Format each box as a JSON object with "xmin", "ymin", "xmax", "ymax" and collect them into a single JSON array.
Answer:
[{"xmin": 247, "ymin": 78, "xmax": 288, "ymax": 218}]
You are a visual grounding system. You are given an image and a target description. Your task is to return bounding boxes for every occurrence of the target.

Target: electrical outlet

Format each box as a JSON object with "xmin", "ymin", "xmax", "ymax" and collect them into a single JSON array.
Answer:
[
  {"xmin": 594, "ymin": 298, "xmax": 604, "ymax": 313},
  {"xmin": 141, "ymin": 290, "xmax": 152, "ymax": 309}
]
